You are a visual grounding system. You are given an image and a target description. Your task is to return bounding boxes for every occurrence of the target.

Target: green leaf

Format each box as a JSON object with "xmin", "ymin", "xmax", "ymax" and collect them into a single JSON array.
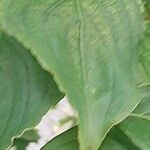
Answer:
[
  {"xmin": 41, "ymin": 85, "xmax": 150, "ymax": 150},
  {"xmin": 42, "ymin": 86, "xmax": 150, "ymax": 150},
  {"xmin": 42, "ymin": 127, "xmax": 79, "ymax": 150},
  {"xmin": 12, "ymin": 139, "xmax": 28, "ymax": 150},
  {"xmin": 122, "ymin": 23, "xmax": 150, "ymax": 150},
  {"xmin": 42, "ymin": 85, "xmax": 150, "ymax": 150},
  {"xmin": 139, "ymin": 22, "xmax": 150, "ymax": 85},
  {"xmin": 12, "ymin": 129, "xmax": 39, "ymax": 150},
  {"xmin": 119, "ymin": 85, "xmax": 150, "ymax": 150},
  {"xmin": 101, "ymin": 127, "xmax": 139, "ymax": 150},
  {"xmin": 0, "ymin": 1, "xmax": 143, "ymax": 149},
  {"xmin": 143, "ymin": 0, "xmax": 150, "ymax": 20},
  {"xmin": 42, "ymin": 127, "xmax": 139, "ymax": 150},
  {"xmin": 120, "ymin": 117, "xmax": 150, "ymax": 150},
  {"xmin": 16, "ymin": 129, "xmax": 40, "ymax": 142},
  {"xmin": 0, "ymin": 32, "xmax": 63, "ymax": 150}
]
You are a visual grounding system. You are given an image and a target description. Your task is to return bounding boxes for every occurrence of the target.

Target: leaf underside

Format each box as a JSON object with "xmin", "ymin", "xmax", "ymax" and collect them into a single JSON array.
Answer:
[
  {"xmin": 0, "ymin": 0, "xmax": 143, "ymax": 149},
  {"xmin": 0, "ymin": 32, "xmax": 63, "ymax": 150}
]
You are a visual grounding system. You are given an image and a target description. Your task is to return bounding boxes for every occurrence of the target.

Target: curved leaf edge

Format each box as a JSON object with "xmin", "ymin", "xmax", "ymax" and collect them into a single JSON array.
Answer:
[
  {"xmin": 0, "ymin": 1, "xmax": 145, "ymax": 148},
  {"xmin": 119, "ymin": 116, "xmax": 150, "ymax": 150},
  {"xmin": 8, "ymin": 127, "xmax": 36, "ymax": 150},
  {"xmin": 41, "ymin": 124, "xmax": 141, "ymax": 150},
  {"xmin": 0, "ymin": 30, "xmax": 64, "ymax": 150},
  {"xmin": 76, "ymin": 93, "xmax": 143, "ymax": 149},
  {"xmin": 0, "ymin": 25, "xmax": 67, "ymax": 96},
  {"xmin": 0, "ymin": 22, "xmax": 144, "ymax": 150},
  {"xmin": 6, "ymin": 102, "xmax": 64, "ymax": 150}
]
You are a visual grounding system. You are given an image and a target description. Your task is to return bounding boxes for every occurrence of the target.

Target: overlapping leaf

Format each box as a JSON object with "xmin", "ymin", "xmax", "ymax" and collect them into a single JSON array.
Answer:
[
  {"xmin": 0, "ymin": 0, "xmax": 144, "ymax": 149},
  {"xmin": 120, "ymin": 85, "xmax": 150, "ymax": 150},
  {"xmin": 42, "ymin": 127, "xmax": 79, "ymax": 150},
  {"xmin": 120, "ymin": 21, "xmax": 150, "ymax": 149},
  {"xmin": 43, "ymin": 21, "xmax": 150, "ymax": 150},
  {"xmin": 12, "ymin": 129, "xmax": 39, "ymax": 150},
  {"xmin": 42, "ymin": 85, "xmax": 150, "ymax": 150},
  {"xmin": 0, "ymin": 32, "xmax": 63, "ymax": 150},
  {"xmin": 42, "ymin": 127, "xmax": 139, "ymax": 150}
]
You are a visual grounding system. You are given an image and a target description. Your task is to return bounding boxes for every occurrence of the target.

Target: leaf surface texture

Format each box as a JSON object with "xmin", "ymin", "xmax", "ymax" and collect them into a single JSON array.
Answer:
[
  {"xmin": 0, "ymin": 0, "xmax": 143, "ymax": 149},
  {"xmin": 0, "ymin": 32, "xmax": 63, "ymax": 150}
]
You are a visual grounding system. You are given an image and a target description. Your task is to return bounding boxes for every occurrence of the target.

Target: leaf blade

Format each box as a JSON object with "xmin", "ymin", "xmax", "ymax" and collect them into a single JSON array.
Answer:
[
  {"xmin": 0, "ymin": 32, "xmax": 63, "ymax": 150},
  {"xmin": 12, "ymin": 129, "xmax": 39, "ymax": 150},
  {"xmin": 42, "ymin": 127, "xmax": 139, "ymax": 150},
  {"xmin": 0, "ymin": 1, "xmax": 143, "ymax": 149},
  {"xmin": 119, "ymin": 85, "xmax": 150, "ymax": 150}
]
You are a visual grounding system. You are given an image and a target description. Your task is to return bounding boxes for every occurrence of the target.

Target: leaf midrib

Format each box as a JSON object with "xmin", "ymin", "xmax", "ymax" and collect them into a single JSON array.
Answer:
[
  {"xmin": 74, "ymin": 0, "xmax": 86, "ymax": 87},
  {"xmin": 74, "ymin": 0, "xmax": 91, "ymax": 119}
]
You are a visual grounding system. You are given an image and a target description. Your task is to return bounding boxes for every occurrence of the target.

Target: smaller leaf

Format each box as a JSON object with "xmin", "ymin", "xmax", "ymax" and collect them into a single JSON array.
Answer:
[
  {"xmin": 120, "ymin": 117, "xmax": 150, "ymax": 150},
  {"xmin": 42, "ymin": 127, "xmax": 139, "ymax": 150},
  {"xmin": 12, "ymin": 129, "xmax": 39, "ymax": 150},
  {"xmin": 119, "ymin": 85, "xmax": 150, "ymax": 150},
  {"xmin": 42, "ymin": 127, "xmax": 79, "ymax": 150},
  {"xmin": 12, "ymin": 140, "xmax": 28, "ymax": 150},
  {"xmin": 101, "ymin": 127, "xmax": 139, "ymax": 150},
  {"xmin": 0, "ymin": 32, "xmax": 64, "ymax": 150}
]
